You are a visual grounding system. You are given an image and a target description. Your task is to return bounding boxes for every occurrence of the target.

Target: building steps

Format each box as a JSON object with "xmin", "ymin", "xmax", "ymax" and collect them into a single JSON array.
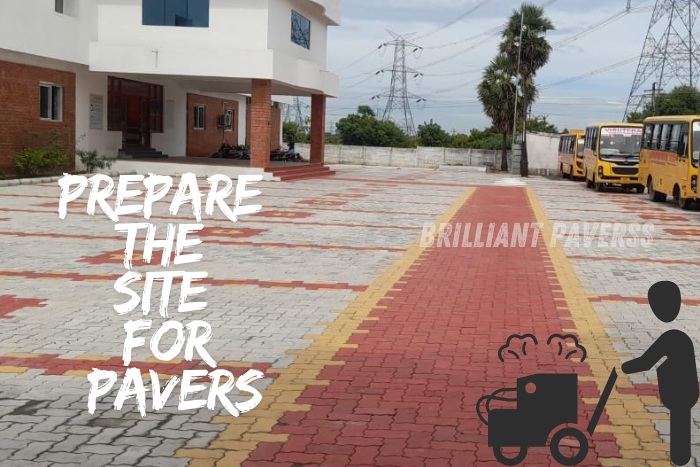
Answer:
[
  {"xmin": 118, "ymin": 148, "xmax": 169, "ymax": 159},
  {"xmin": 265, "ymin": 164, "xmax": 335, "ymax": 181}
]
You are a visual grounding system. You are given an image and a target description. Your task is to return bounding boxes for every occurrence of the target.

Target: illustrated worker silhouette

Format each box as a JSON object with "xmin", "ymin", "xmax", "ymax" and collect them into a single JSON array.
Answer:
[{"xmin": 622, "ymin": 281, "xmax": 698, "ymax": 466}]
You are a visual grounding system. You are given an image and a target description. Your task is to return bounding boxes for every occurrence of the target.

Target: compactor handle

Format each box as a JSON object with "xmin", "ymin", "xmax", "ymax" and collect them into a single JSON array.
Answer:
[{"xmin": 586, "ymin": 368, "xmax": 618, "ymax": 436}]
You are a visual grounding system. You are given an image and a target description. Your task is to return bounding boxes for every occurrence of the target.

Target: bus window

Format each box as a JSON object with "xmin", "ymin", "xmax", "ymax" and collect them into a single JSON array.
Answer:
[
  {"xmin": 577, "ymin": 139, "xmax": 585, "ymax": 157},
  {"xmin": 651, "ymin": 124, "xmax": 662, "ymax": 149},
  {"xmin": 660, "ymin": 124, "xmax": 671, "ymax": 151},
  {"xmin": 643, "ymin": 124, "xmax": 654, "ymax": 148},
  {"xmin": 692, "ymin": 121, "xmax": 700, "ymax": 165},
  {"xmin": 669, "ymin": 124, "xmax": 685, "ymax": 153},
  {"xmin": 680, "ymin": 132, "xmax": 689, "ymax": 157}
]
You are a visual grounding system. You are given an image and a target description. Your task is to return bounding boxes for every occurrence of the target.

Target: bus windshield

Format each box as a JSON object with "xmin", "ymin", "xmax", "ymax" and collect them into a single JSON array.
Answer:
[
  {"xmin": 693, "ymin": 121, "xmax": 700, "ymax": 167},
  {"xmin": 598, "ymin": 126, "xmax": 642, "ymax": 162},
  {"xmin": 577, "ymin": 139, "xmax": 585, "ymax": 157}
]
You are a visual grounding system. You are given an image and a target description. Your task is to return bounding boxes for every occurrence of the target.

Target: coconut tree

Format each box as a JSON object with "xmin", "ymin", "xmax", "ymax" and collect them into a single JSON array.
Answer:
[{"xmin": 499, "ymin": 3, "xmax": 554, "ymax": 177}]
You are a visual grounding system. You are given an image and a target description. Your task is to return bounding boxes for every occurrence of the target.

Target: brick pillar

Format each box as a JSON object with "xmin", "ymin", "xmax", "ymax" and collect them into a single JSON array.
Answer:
[
  {"xmin": 310, "ymin": 94, "xmax": 326, "ymax": 164},
  {"xmin": 250, "ymin": 79, "xmax": 272, "ymax": 169}
]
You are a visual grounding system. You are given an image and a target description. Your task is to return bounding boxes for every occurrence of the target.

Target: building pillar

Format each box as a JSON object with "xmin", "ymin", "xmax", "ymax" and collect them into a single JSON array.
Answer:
[
  {"xmin": 250, "ymin": 79, "xmax": 272, "ymax": 169},
  {"xmin": 310, "ymin": 94, "xmax": 326, "ymax": 164}
]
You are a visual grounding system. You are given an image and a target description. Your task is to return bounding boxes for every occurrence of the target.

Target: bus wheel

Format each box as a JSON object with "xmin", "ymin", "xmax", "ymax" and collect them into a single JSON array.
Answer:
[
  {"xmin": 585, "ymin": 174, "xmax": 594, "ymax": 189},
  {"xmin": 679, "ymin": 196, "xmax": 693, "ymax": 210},
  {"xmin": 648, "ymin": 179, "xmax": 666, "ymax": 202},
  {"xmin": 595, "ymin": 178, "xmax": 606, "ymax": 192}
]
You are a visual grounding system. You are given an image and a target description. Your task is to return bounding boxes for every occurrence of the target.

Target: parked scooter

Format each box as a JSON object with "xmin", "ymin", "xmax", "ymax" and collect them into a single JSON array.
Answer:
[
  {"xmin": 270, "ymin": 147, "xmax": 303, "ymax": 162},
  {"xmin": 211, "ymin": 143, "xmax": 249, "ymax": 160}
]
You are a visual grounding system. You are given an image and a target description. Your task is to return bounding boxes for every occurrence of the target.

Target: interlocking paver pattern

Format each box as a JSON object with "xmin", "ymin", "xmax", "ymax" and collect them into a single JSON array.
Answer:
[{"xmin": 0, "ymin": 165, "xmax": 699, "ymax": 465}]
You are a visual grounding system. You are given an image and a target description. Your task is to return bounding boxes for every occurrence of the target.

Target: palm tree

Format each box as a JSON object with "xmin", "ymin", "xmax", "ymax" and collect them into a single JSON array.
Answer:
[
  {"xmin": 478, "ymin": 55, "xmax": 517, "ymax": 171},
  {"xmin": 499, "ymin": 3, "xmax": 554, "ymax": 177},
  {"xmin": 478, "ymin": 54, "xmax": 537, "ymax": 172}
]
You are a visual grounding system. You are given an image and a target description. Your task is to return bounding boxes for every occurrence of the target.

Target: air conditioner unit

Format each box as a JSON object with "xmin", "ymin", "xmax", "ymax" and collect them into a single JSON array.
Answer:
[{"xmin": 218, "ymin": 113, "xmax": 232, "ymax": 127}]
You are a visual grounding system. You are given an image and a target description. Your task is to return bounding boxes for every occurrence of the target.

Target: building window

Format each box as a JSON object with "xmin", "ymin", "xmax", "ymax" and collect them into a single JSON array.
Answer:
[
  {"xmin": 143, "ymin": 0, "xmax": 209, "ymax": 27},
  {"xmin": 194, "ymin": 105, "xmax": 206, "ymax": 130},
  {"xmin": 224, "ymin": 109, "xmax": 234, "ymax": 132},
  {"xmin": 55, "ymin": 0, "xmax": 64, "ymax": 13},
  {"xmin": 40, "ymin": 84, "xmax": 63, "ymax": 121},
  {"xmin": 291, "ymin": 11, "xmax": 311, "ymax": 49}
]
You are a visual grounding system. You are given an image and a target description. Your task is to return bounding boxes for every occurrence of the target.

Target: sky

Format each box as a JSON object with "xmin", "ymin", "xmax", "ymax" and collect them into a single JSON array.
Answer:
[{"xmin": 319, "ymin": 0, "xmax": 662, "ymax": 135}]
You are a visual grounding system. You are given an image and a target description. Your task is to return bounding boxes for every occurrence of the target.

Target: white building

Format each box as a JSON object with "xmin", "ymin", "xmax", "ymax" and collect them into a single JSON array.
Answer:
[{"xmin": 0, "ymin": 0, "xmax": 340, "ymax": 173}]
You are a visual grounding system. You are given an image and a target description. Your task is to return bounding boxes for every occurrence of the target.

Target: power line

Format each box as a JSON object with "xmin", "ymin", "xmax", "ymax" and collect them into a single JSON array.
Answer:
[
  {"xmin": 419, "ymin": 0, "xmax": 559, "ymax": 51},
  {"xmin": 414, "ymin": 0, "xmax": 494, "ymax": 41},
  {"xmin": 421, "ymin": 28, "xmax": 498, "ymax": 50},
  {"xmin": 540, "ymin": 56, "xmax": 640, "ymax": 90},
  {"xmin": 415, "ymin": 32, "xmax": 500, "ymax": 71},
  {"xmin": 343, "ymin": 71, "xmax": 391, "ymax": 91},
  {"xmin": 553, "ymin": 5, "xmax": 653, "ymax": 49},
  {"xmin": 332, "ymin": 45, "xmax": 383, "ymax": 73}
]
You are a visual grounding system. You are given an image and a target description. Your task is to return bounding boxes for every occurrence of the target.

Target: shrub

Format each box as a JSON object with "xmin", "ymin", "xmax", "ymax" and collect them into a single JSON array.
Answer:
[
  {"xmin": 14, "ymin": 147, "xmax": 70, "ymax": 177},
  {"xmin": 77, "ymin": 149, "xmax": 113, "ymax": 174},
  {"xmin": 13, "ymin": 129, "xmax": 73, "ymax": 178}
]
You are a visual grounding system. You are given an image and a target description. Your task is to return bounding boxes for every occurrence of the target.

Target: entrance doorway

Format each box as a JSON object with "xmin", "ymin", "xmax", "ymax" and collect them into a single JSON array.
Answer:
[
  {"xmin": 108, "ymin": 77, "xmax": 163, "ymax": 150},
  {"xmin": 123, "ymin": 96, "xmax": 151, "ymax": 149}
]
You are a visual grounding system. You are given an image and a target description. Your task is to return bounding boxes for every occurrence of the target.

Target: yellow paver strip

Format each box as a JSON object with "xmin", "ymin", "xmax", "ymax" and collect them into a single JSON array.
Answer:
[
  {"xmin": 527, "ymin": 187, "xmax": 668, "ymax": 466},
  {"xmin": 175, "ymin": 188, "xmax": 476, "ymax": 466}
]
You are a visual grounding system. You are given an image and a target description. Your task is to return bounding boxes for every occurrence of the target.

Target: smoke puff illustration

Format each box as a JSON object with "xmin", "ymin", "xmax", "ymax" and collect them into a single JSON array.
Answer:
[
  {"xmin": 498, "ymin": 334, "xmax": 538, "ymax": 362},
  {"xmin": 547, "ymin": 334, "xmax": 587, "ymax": 362},
  {"xmin": 497, "ymin": 333, "xmax": 588, "ymax": 363}
]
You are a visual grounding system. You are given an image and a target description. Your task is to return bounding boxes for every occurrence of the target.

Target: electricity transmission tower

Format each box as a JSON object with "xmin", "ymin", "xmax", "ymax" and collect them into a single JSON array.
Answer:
[
  {"xmin": 373, "ymin": 31, "xmax": 425, "ymax": 136},
  {"xmin": 284, "ymin": 97, "xmax": 307, "ymax": 129},
  {"xmin": 623, "ymin": 0, "xmax": 700, "ymax": 119}
]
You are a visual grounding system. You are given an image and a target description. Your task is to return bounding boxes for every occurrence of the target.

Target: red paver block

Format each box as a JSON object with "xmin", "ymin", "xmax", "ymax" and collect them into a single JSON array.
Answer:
[
  {"xmin": 244, "ymin": 187, "xmax": 619, "ymax": 466},
  {"xmin": 0, "ymin": 295, "xmax": 46, "ymax": 319}
]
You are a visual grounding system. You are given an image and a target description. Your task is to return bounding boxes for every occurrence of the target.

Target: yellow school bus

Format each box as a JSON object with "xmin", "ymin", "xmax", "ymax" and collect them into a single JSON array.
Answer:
[
  {"xmin": 558, "ymin": 130, "xmax": 585, "ymax": 180},
  {"xmin": 639, "ymin": 115, "xmax": 699, "ymax": 209},
  {"xmin": 583, "ymin": 122, "xmax": 644, "ymax": 193}
]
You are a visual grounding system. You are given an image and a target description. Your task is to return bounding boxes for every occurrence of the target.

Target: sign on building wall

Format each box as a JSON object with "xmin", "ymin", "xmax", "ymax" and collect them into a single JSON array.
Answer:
[{"xmin": 89, "ymin": 95, "xmax": 104, "ymax": 130}]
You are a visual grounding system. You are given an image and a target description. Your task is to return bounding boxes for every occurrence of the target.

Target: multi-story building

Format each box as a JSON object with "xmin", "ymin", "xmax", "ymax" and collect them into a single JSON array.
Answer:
[{"xmin": 0, "ymin": 0, "xmax": 340, "ymax": 173}]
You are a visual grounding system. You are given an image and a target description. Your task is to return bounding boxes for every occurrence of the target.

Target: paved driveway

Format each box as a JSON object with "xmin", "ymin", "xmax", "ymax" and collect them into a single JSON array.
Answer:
[{"xmin": 0, "ymin": 166, "xmax": 698, "ymax": 466}]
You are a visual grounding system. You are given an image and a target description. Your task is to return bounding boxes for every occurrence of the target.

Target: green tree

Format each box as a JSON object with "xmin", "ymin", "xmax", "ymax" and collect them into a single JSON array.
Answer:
[
  {"xmin": 336, "ymin": 106, "xmax": 409, "ymax": 147},
  {"xmin": 450, "ymin": 127, "xmax": 505, "ymax": 150},
  {"xmin": 451, "ymin": 133, "xmax": 472, "ymax": 148},
  {"xmin": 417, "ymin": 119, "xmax": 451, "ymax": 147},
  {"xmin": 500, "ymin": 3, "xmax": 554, "ymax": 176},
  {"xmin": 283, "ymin": 121, "xmax": 307, "ymax": 144},
  {"xmin": 627, "ymin": 86, "xmax": 700, "ymax": 122},
  {"xmin": 478, "ymin": 54, "xmax": 519, "ymax": 171},
  {"xmin": 525, "ymin": 115, "xmax": 559, "ymax": 134}
]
